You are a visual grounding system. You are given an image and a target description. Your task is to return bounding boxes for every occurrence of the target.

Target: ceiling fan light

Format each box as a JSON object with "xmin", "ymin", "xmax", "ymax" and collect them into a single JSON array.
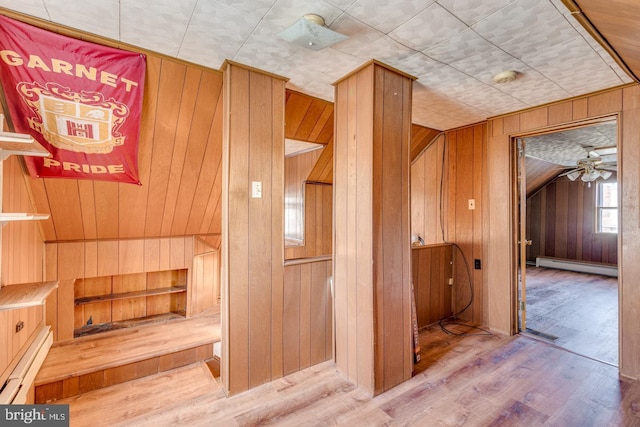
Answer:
[
  {"xmin": 581, "ymin": 169, "xmax": 599, "ymax": 182},
  {"xmin": 567, "ymin": 170, "xmax": 581, "ymax": 181},
  {"xmin": 599, "ymin": 170, "xmax": 612, "ymax": 180}
]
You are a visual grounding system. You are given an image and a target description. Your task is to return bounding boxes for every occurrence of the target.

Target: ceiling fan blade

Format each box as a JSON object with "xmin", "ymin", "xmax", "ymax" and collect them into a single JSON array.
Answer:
[{"xmin": 558, "ymin": 168, "xmax": 581, "ymax": 177}]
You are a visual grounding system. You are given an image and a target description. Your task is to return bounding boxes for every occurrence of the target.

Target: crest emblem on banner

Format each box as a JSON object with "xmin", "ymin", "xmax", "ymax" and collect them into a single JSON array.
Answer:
[{"xmin": 17, "ymin": 81, "xmax": 128, "ymax": 154}]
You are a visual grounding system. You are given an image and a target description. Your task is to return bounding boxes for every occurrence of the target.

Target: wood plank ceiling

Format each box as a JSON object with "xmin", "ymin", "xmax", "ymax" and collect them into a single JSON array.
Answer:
[{"xmin": 567, "ymin": 0, "xmax": 640, "ymax": 81}]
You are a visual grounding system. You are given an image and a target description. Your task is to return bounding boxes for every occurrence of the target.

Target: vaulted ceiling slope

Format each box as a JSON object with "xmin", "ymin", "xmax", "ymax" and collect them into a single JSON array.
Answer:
[
  {"xmin": 0, "ymin": 1, "xmax": 634, "ymax": 131},
  {"xmin": 569, "ymin": 0, "xmax": 640, "ymax": 81},
  {"xmin": 26, "ymin": 56, "xmax": 226, "ymax": 242}
]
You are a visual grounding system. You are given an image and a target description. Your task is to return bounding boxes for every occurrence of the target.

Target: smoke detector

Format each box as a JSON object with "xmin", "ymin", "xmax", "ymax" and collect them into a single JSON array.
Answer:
[{"xmin": 492, "ymin": 70, "xmax": 519, "ymax": 84}]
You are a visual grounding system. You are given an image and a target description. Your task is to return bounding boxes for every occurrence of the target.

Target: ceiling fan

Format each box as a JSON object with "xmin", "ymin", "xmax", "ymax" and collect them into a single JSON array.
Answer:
[{"xmin": 558, "ymin": 146, "xmax": 617, "ymax": 182}]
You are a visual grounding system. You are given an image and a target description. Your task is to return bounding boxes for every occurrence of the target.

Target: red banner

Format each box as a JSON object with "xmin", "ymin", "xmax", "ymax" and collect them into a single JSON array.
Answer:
[{"xmin": 0, "ymin": 16, "xmax": 145, "ymax": 184}]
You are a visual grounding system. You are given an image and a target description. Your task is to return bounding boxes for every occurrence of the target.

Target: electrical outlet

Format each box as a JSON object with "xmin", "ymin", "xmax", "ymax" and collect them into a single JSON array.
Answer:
[
  {"xmin": 468, "ymin": 199, "xmax": 475, "ymax": 210},
  {"xmin": 251, "ymin": 181, "xmax": 262, "ymax": 198},
  {"xmin": 474, "ymin": 259, "xmax": 481, "ymax": 270}
]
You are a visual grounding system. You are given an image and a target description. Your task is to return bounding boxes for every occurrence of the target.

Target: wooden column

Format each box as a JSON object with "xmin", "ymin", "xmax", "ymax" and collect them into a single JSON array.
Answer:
[
  {"xmin": 620, "ymin": 85, "xmax": 640, "ymax": 379},
  {"xmin": 221, "ymin": 61, "xmax": 286, "ymax": 395},
  {"xmin": 333, "ymin": 60, "xmax": 414, "ymax": 395}
]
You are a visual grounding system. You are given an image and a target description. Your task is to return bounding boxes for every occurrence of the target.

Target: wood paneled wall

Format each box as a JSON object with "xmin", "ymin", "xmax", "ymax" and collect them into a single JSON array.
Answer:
[
  {"xmin": 221, "ymin": 61, "xmax": 285, "ymax": 395},
  {"xmin": 191, "ymin": 238, "xmax": 220, "ymax": 316},
  {"xmin": 1, "ymin": 155, "xmax": 45, "ymax": 285},
  {"xmin": 44, "ymin": 236, "xmax": 194, "ymax": 342},
  {"xmin": 334, "ymin": 61, "xmax": 413, "ymax": 395},
  {"xmin": 285, "ymin": 183, "xmax": 332, "ymax": 260},
  {"xmin": 410, "ymin": 124, "xmax": 441, "ymax": 161},
  {"xmin": 0, "ymin": 304, "xmax": 43, "ymax": 387},
  {"xmin": 410, "ymin": 125, "xmax": 486, "ymax": 325},
  {"xmin": 527, "ymin": 176, "xmax": 618, "ymax": 264},
  {"xmin": 282, "ymin": 259, "xmax": 333, "ymax": 375},
  {"xmin": 306, "ymin": 139, "xmax": 333, "ymax": 184},
  {"xmin": 26, "ymin": 56, "xmax": 225, "ymax": 242},
  {"xmin": 284, "ymin": 91, "xmax": 333, "ymax": 144},
  {"xmin": 284, "ymin": 148, "xmax": 323, "ymax": 243},
  {"xmin": 411, "ymin": 244, "xmax": 453, "ymax": 328},
  {"xmin": 411, "ymin": 134, "xmax": 446, "ymax": 245}
]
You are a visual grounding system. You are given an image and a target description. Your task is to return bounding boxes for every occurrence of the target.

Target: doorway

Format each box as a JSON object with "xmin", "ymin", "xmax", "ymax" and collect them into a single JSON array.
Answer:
[{"xmin": 515, "ymin": 120, "xmax": 619, "ymax": 366}]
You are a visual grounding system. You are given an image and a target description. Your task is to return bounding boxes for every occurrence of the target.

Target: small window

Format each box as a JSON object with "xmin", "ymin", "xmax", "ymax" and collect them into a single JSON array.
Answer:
[{"xmin": 596, "ymin": 181, "xmax": 618, "ymax": 233}]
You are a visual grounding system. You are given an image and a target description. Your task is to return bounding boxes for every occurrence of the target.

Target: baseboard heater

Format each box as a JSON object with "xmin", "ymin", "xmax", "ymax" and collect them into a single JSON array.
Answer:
[{"xmin": 535, "ymin": 257, "xmax": 618, "ymax": 278}]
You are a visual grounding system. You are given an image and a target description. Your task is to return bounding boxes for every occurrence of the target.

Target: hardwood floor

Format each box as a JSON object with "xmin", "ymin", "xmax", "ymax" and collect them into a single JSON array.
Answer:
[
  {"xmin": 62, "ymin": 320, "xmax": 640, "ymax": 426},
  {"xmin": 524, "ymin": 266, "xmax": 618, "ymax": 365}
]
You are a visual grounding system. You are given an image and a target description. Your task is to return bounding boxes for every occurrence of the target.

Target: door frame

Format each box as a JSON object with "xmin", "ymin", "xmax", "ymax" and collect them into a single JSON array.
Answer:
[{"xmin": 510, "ymin": 115, "xmax": 620, "ymax": 337}]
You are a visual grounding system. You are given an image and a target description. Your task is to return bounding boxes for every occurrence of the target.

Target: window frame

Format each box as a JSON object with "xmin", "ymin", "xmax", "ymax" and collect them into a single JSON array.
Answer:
[{"xmin": 595, "ymin": 180, "xmax": 618, "ymax": 234}]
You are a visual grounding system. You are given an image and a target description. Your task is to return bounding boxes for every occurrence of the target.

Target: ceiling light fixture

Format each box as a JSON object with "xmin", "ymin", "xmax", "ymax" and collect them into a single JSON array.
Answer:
[
  {"xmin": 492, "ymin": 70, "xmax": 519, "ymax": 84},
  {"xmin": 566, "ymin": 170, "xmax": 582, "ymax": 181},
  {"xmin": 277, "ymin": 14, "xmax": 349, "ymax": 51},
  {"xmin": 566, "ymin": 167, "xmax": 613, "ymax": 183}
]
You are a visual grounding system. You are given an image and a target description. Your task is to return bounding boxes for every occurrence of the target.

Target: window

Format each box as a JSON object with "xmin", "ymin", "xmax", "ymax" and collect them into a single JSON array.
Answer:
[{"xmin": 596, "ymin": 181, "xmax": 618, "ymax": 233}]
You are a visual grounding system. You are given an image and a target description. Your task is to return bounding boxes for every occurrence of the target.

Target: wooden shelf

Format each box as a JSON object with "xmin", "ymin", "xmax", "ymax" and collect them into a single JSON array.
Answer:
[
  {"xmin": 75, "ymin": 286, "xmax": 186, "ymax": 305},
  {"xmin": 0, "ymin": 212, "xmax": 50, "ymax": 227},
  {"xmin": 0, "ymin": 281, "xmax": 58, "ymax": 311},
  {"xmin": 0, "ymin": 114, "xmax": 50, "ymax": 160},
  {"xmin": 73, "ymin": 311, "xmax": 187, "ymax": 338}
]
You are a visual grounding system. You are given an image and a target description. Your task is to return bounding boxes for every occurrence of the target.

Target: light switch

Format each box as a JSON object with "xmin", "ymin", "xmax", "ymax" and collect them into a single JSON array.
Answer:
[
  {"xmin": 251, "ymin": 181, "xmax": 262, "ymax": 198},
  {"xmin": 468, "ymin": 199, "xmax": 475, "ymax": 210}
]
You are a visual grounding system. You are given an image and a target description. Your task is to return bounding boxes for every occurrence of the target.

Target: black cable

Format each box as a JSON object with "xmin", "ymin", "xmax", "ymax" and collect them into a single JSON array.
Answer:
[{"xmin": 434, "ymin": 132, "xmax": 491, "ymax": 336}]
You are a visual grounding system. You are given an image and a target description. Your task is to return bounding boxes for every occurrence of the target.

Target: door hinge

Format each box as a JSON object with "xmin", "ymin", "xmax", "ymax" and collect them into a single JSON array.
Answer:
[{"xmin": 519, "ymin": 301, "xmax": 526, "ymax": 311}]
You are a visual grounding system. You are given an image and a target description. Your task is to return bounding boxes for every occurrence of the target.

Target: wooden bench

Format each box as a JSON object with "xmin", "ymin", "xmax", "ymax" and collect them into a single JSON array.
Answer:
[{"xmin": 35, "ymin": 305, "xmax": 220, "ymax": 403}]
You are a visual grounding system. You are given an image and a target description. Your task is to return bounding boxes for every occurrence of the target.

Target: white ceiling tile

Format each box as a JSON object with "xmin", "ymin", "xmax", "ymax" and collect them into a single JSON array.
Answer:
[
  {"xmin": 178, "ymin": 0, "xmax": 262, "ymax": 69},
  {"xmin": 551, "ymin": 64, "xmax": 627, "ymax": 95},
  {"xmin": 412, "ymin": 101, "xmax": 485, "ymax": 130},
  {"xmin": 423, "ymin": 29, "xmax": 496, "ymax": 64},
  {"xmin": 350, "ymin": 35, "xmax": 416, "ymax": 69},
  {"xmin": 45, "ymin": 0, "xmax": 120, "ymax": 41},
  {"xmin": 216, "ymin": 0, "xmax": 276, "ymax": 17},
  {"xmin": 522, "ymin": 37, "xmax": 597, "ymax": 72},
  {"xmin": 498, "ymin": 15, "xmax": 582, "ymax": 61},
  {"xmin": 396, "ymin": 53, "xmax": 442, "ymax": 81},
  {"xmin": 0, "ymin": 0, "xmax": 49, "ymax": 20},
  {"xmin": 448, "ymin": 46, "xmax": 528, "ymax": 83},
  {"xmin": 436, "ymin": 0, "xmax": 518, "ymax": 26},
  {"xmin": 329, "ymin": 14, "xmax": 385, "ymax": 56},
  {"xmin": 264, "ymin": 0, "xmax": 344, "ymax": 30},
  {"xmin": 280, "ymin": 46, "xmax": 365, "ymax": 94},
  {"xmin": 347, "ymin": 0, "xmax": 436, "ymax": 34},
  {"xmin": 492, "ymin": 71, "xmax": 571, "ymax": 107},
  {"xmin": 390, "ymin": 3, "xmax": 468, "ymax": 52},
  {"xmin": 410, "ymin": 60, "xmax": 527, "ymax": 116},
  {"xmin": 472, "ymin": 0, "xmax": 560, "ymax": 48},
  {"xmin": 120, "ymin": 0, "xmax": 198, "ymax": 56},
  {"xmin": 233, "ymin": 24, "xmax": 302, "ymax": 77},
  {"xmin": 441, "ymin": 83, "xmax": 527, "ymax": 115},
  {"xmin": 324, "ymin": 0, "xmax": 358, "ymax": 10},
  {"xmin": 0, "ymin": 0, "xmax": 632, "ymax": 131}
]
